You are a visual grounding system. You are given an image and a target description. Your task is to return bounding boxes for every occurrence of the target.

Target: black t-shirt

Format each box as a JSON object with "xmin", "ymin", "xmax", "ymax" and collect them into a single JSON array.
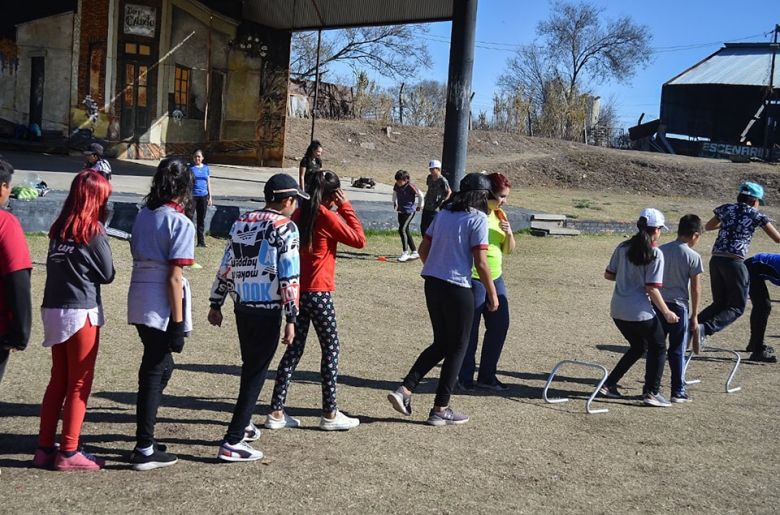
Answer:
[{"xmin": 300, "ymin": 156, "xmax": 322, "ymax": 184}]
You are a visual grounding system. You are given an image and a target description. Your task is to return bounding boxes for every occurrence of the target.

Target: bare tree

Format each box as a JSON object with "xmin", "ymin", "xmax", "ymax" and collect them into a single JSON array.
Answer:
[
  {"xmin": 498, "ymin": 1, "xmax": 651, "ymax": 139},
  {"xmin": 403, "ymin": 80, "xmax": 447, "ymax": 127},
  {"xmin": 290, "ymin": 25, "xmax": 432, "ymax": 81},
  {"xmin": 540, "ymin": 1, "xmax": 652, "ymax": 99}
]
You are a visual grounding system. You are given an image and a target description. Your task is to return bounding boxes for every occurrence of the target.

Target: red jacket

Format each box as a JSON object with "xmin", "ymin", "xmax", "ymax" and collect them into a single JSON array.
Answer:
[{"xmin": 293, "ymin": 202, "xmax": 365, "ymax": 292}]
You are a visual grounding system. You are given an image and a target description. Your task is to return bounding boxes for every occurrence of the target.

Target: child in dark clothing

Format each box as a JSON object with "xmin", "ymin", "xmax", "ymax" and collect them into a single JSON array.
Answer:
[
  {"xmin": 744, "ymin": 253, "xmax": 780, "ymax": 363},
  {"xmin": 695, "ymin": 182, "xmax": 780, "ymax": 348},
  {"xmin": 392, "ymin": 169, "xmax": 424, "ymax": 262},
  {"xmin": 209, "ymin": 173, "xmax": 308, "ymax": 462}
]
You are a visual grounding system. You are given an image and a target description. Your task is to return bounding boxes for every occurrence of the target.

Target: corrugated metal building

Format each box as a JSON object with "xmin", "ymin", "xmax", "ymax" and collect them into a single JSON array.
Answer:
[{"xmin": 660, "ymin": 43, "xmax": 779, "ymax": 152}]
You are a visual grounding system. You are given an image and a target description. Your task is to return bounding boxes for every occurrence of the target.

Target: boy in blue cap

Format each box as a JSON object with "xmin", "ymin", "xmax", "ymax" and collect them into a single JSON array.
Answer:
[{"xmin": 695, "ymin": 182, "xmax": 780, "ymax": 348}]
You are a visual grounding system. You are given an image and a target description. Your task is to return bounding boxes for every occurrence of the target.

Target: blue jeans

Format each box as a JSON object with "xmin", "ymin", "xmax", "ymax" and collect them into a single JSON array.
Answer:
[
  {"xmin": 459, "ymin": 275, "xmax": 510, "ymax": 385},
  {"xmin": 660, "ymin": 303, "xmax": 688, "ymax": 396}
]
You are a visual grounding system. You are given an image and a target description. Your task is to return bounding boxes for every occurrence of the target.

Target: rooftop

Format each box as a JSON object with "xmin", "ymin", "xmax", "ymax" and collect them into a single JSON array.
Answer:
[{"xmin": 666, "ymin": 42, "xmax": 780, "ymax": 87}]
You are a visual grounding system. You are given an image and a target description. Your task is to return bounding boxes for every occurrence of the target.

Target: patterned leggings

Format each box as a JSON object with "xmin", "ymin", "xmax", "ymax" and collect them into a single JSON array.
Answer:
[{"xmin": 271, "ymin": 291, "xmax": 340, "ymax": 413}]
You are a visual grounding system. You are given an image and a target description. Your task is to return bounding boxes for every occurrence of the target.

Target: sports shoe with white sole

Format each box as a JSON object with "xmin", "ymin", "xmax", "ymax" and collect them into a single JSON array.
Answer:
[
  {"xmin": 398, "ymin": 251, "xmax": 411, "ymax": 262},
  {"xmin": 264, "ymin": 412, "xmax": 301, "ymax": 430},
  {"xmin": 671, "ymin": 392, "xmax": 692, "ymax": 403},
  {"xmin": 130, "ymin": 448, "xmax": 178, "ymax": 471},
  {"xmin": 217, "ymin": 440, "xmax": 263, "ymax": 462},
  {"xmin": 387, "ymin": 387, "xmax": 412, "ymax": 416},
  {"xmin": 426, "ymin": 407, "xmax": 469, "ymax": 426},
  {"xmin": 319, "ymin": 410, "xmax": 360, "ymax": 431},
  {"xmin": 643, "ymin": 392, "xmax": 672, "ymax": 407},
  {"xmin": 409, "ymin": 251, "xmax": 420, "ymax": 260},
  {"xmin": 243, "ymin": 422, "xmax": 261, "ymax": 442}
]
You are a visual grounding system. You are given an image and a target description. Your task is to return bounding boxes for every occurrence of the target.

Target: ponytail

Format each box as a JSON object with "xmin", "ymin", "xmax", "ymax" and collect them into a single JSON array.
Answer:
[
  {"xmin": 625, "ymin": 217, "xmax": 657, "ymax": 266},
  {"xmin": 299, "ymin": 170, "xmax": 341, "ymax": 250}
]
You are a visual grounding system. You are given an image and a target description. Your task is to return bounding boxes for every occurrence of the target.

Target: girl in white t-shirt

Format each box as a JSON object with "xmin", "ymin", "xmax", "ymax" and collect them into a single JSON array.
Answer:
[{"xmin": 600, "ymin": 208, "xmax": 679, "ymax": 407}]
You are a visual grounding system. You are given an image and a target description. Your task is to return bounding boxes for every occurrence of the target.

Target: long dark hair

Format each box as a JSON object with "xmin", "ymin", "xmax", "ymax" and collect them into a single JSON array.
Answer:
[
  {"xmin": 50, "ymin": 170, "xmax": 112, "ymax": 244},
  {"xmin": 305, "ymin": 140, "xmax": 322, "ymax": 159},
  {"xmin": 445, "ymin": 190, "xmax": 490, "ymax": 214},
  {"xmin": 299, "ymin": 169, "xmax": 340, "ymax": 250},
  {"xmin": 144, "ymin": 157, "xmax": 193, "ymax": 211},
  {"xmin": 623, "ymin": 216, "xmax": 657, "ymax": 266}
]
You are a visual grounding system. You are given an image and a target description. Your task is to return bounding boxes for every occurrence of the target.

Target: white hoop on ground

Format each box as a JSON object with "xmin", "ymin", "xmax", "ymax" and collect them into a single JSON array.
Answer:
[
  {"xmin": 543, "ymin": 359, "xmax": 609, "ymax": 414},
  {"xmin": 682, "ymin": 347, "xmax": 741, "ymax": 393}
]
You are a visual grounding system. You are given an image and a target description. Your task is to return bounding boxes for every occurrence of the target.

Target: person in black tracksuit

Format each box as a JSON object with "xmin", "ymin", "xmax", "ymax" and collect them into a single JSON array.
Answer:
[{"xmin": 392, "ymin": 169, "xmax": 424, "ymax": 262}]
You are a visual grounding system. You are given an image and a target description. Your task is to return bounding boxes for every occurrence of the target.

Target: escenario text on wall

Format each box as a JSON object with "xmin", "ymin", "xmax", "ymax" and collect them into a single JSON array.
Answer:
[
  {"xmin": 124, "ymin": 4, "xmax": 156, "ymax": 38},
  {"xmin": 700, "ymin": 142, "xmax": 779, "ymax": 161}
]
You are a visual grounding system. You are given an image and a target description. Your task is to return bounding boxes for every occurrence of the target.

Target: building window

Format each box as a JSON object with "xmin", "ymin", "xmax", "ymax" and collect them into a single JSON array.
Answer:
[
  {"xmin": 88, "ymin": 44, "xmax": 104, "ymax": 100},
  {"xmin": 174, "ymin": 64, "xmax": 190, "ymax": 115}
]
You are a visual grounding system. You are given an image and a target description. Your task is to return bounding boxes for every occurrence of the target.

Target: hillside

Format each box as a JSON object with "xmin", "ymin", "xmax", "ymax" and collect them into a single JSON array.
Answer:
[{"xmin": 285, "ymin": 117, "xmax": 780, "ymax": 204}]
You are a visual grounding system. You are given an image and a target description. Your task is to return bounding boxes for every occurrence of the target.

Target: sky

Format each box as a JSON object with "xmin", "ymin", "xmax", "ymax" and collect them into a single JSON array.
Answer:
[{"xmin": 341, "ymin": 0, "xmax": 780, "ymax": 130}]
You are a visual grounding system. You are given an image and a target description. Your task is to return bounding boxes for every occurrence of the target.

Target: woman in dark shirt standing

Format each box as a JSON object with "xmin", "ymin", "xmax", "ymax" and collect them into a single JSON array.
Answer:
[
  {"xmin": 299, "ymin": 140, "xmax": 323, "ymax": 188},
  {"xmin": 33, "ymin": 170, "xmax": 115, "ymax": 471}
]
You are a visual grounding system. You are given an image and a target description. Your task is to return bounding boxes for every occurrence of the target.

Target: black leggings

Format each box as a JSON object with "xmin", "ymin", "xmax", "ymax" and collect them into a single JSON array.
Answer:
[
  {"xmin": 135, "ymin": 325, "xmax": 176, "ymax": 448},
  {"xmin": 403, "ymin": 277, "xmax": 474, "ymax": 407},
  {"xmin": 606, "ymin": 317, "xmax": 666, "ymax": 395},
  {"xmin": 192, "ymin": 196, "xmax": 208, "ymax": 245},
  {"xmin": 397, "ymin": 212, "xmax": 417, "ymax": 252}
]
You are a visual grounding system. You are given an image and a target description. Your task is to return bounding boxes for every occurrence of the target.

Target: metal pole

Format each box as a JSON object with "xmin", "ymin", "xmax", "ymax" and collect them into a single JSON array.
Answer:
[
  {"xmin": 310, "ymin": 29, "xmax": 322, "ymax": 142},
  {"xmin": 441, "ymin": 0, "xmax": 478, "ymax": 191},
  {"xmin": 762, "ymin": 25, "xmax": 779, "ymax": 161}
]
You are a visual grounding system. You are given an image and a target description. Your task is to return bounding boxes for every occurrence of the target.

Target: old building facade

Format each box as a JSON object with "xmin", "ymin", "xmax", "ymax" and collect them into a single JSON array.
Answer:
[{"xmin": 1, "ymin": 0, "xmax": 291, "ymax": 166}]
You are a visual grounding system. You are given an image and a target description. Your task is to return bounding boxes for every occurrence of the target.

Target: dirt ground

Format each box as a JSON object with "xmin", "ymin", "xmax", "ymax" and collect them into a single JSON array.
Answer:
[
  {"xmin": 1, "ymin": 230, "xmax": 779, "ymax": 514},
  {"xmin": 286, "ymin": 117, "xmax": 780, "ymax": 212}
]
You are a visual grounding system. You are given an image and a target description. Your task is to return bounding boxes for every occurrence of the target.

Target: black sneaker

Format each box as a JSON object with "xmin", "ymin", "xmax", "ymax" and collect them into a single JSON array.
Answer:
[
  {"xmin": 746, "ymin": 344, "xmax": 775, "ymax": 353},
  {"xmin": 129, "ymin": 441, "xmax": 167, "ymax": 462},
  {"xmin": 748, "ymin": 349, "xmax": 778, "ymax": 363},
  {"xmin": 130, "ymin": 448, "xmax": 178, "ymax": 471},
  {"xmin": 456, "ymin": 380, "xmax": 476, "ymax": 392},
  {"xmin": 475, "ymin": 379, "xmax": 509, "ymax": 391}
]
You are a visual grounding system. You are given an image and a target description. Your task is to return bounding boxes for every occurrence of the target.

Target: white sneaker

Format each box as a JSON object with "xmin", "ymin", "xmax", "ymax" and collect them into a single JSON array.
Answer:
[
  {"xmin": 217, "ymin": 440, "xmax": 263, "ymax": 462},
  {"xmin": 319, "ymin": 410, "xmax": 360, "ymax": 431},
  {"xmin": 398, "ymin": 251, "xmax": 410, "ymax": 262},
  {"xmin": 409, "ymin": 251, "xmax": 419, "ymax": 260},
  {"xmin": 264, "ymin": 412, "xmax": 301, "ymax": 430},
  {"xmin": 242, "ymin": 422, "xmax": 261, "ymax": 442}
]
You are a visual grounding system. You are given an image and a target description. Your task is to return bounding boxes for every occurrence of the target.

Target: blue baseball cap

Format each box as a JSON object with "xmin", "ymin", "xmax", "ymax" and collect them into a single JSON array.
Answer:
[{"xmin": 739, "ymin": 181, "xmax": 765, "ymax": 205}]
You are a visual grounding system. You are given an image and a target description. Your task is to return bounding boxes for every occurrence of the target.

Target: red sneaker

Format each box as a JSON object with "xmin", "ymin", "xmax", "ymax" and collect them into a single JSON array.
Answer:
[{"xmin": 54, "ymin": 450, "xmax": 105, "ymax": 471}]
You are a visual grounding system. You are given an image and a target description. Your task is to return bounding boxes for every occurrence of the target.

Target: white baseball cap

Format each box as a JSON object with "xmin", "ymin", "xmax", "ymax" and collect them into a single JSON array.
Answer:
[
  {"xmin": 639, "ymin": 207, "xmax": 668, "ymax": 229},
  {"xmin": 428, "ymin": 159, "xmax": 441, "ymax": 169}
]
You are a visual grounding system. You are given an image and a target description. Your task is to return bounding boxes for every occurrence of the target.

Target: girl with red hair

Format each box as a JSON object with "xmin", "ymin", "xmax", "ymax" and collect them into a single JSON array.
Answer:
[
  {"xmin": 33, "ymin": 170, "xmax": 115, "ymax": 471},
  {"xmin": 458, "ymin": 172, "xmax": 516, "ymax": 391}
]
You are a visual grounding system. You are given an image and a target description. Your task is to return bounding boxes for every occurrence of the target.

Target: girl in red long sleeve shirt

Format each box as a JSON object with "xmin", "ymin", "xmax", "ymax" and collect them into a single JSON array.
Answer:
[{"xmin": 267, "ymin": 170, "xmax": 366, "ymax": 431}]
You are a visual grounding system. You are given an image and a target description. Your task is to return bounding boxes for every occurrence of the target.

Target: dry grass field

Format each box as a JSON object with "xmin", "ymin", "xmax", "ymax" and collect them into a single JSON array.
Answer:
[{"xmin": 2, "ymin": 230, "xmax": 780, "ymax": 514}]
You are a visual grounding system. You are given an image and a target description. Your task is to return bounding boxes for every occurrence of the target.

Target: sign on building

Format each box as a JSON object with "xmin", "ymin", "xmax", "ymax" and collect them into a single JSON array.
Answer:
[{"xmin": 124, "ymin": 4, "xmax": 156, "ymax": 38}]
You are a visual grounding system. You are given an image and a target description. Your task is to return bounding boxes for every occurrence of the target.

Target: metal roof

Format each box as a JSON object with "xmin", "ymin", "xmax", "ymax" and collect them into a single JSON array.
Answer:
[
  {"xmin": 242, "ymin": 0, "xmax": 454, "ymax": 31},
  {"xmin": 666, "ymin": 43, "xmax": 780, "ymax": 87}
]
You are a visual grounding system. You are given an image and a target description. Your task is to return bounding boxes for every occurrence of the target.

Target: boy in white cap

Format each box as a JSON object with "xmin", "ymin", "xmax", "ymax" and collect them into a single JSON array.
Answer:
[
  {"xmin": 695, "ymin": 182, "xmax": 780, "ymax": 348},
  {"xmin": 420, "ymin": 159, "xmax": 451, "ymax": 237},
  {"xmin": 600, "ymin": 208, "xmax": 680, "ymax": 407}
]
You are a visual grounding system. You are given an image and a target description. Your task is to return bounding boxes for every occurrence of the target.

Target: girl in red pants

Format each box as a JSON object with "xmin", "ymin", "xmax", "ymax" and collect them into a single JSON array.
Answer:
[{"xmin": 33, "ymin": 170, "xmax": 115, "ymax": 471}]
